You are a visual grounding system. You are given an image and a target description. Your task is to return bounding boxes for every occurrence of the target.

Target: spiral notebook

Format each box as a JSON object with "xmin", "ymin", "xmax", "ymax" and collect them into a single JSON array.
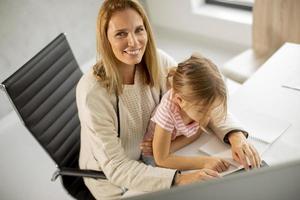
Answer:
[{"xmin": 198, "ymin": 110, "xmax": 291, "ymax": 175}]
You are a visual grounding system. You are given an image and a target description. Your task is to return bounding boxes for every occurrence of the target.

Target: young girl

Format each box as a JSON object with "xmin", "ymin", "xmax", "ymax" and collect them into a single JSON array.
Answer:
[{"xmin": 142, "ymin": 54, "xmax": 232, "ymax": 173}]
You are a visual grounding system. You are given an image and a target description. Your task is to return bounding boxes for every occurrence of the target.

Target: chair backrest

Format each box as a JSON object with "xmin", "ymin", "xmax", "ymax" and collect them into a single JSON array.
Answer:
[{"xmin": 1, "ymin": 33, "xmax": 93, "ymax": 199}]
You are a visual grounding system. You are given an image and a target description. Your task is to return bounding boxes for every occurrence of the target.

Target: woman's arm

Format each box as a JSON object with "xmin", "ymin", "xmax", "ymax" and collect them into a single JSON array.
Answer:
[
  {"xmin": 228, "ymin": 131, "xmax": 261, "ymax": 169},
  {"xmin": 207, "ymin": 106, "xmax": 261, "ymax": 169},
  {"xmin": 153, "ymin": 124, "xmax": 229, "ymax": 171},
  {"xmin": 208, "ymin": 106, "xmax": 248, "ymax": 142}
]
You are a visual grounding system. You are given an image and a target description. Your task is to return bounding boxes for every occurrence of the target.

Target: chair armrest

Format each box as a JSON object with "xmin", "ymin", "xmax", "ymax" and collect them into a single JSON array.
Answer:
[{"xmin": 51, "ymin": 167, "xmax": 106, "ymax": 182}]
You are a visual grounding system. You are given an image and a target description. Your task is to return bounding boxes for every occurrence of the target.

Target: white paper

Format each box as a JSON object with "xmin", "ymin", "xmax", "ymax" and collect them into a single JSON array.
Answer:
[
  {"xmin": 198, "ymin": 133, "xmax": 268, "ymax": 164},
  {"xmin": 282, "ymin": 66, "xmax": 300, "ymax": 91},
  {"xmin": 234, "ymin": 109, "xmax": 291, "ymax": 144}
]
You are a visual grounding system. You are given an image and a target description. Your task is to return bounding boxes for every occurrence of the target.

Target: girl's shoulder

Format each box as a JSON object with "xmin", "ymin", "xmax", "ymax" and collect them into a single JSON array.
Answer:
[
  {"xmin": 156, "ymin": 49, "xmax": 178, "ymax": 94},
  {"xmin": 159, "ymin": 90, "xmax": 177, "ymax": 112}
]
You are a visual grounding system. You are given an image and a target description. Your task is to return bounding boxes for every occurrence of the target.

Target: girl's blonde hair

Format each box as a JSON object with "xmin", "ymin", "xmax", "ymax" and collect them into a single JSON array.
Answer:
[
  {"xmin": 93, "ymin": 0, "xmax": 160, "ymax": 95},
  {"xmin": 171, "ymin": 54, "xmax": 228, "ymax": 120}
]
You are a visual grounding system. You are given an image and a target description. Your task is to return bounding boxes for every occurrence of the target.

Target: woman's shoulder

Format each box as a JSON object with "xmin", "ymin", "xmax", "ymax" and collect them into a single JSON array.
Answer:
[
  {"xmin": 155, "ymin": 49, "xmax": 177, "ymax": 93},
  {"xmin": 157, "ymin": 49, "xmax": 177, "ymax": 68},
  {"xmin": 76, "ymin": 69, "xmax": 116, "ymax": 118},
  {"xmin": 77, "ymin": 68, "xmax": 111, "ymax": 102}
]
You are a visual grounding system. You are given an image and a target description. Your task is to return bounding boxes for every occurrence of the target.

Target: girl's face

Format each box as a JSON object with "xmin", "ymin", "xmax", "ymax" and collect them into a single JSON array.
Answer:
[
  {"xmin": 175, "ymin": 93, "xmax": 222, "ymax": 127},
  {"xmin": 182, "ymin": 102, "xmax": 212, "ymax": 126},
  {"xmin": 107, "ymin": 8, "xmax": 148, "ymax": 68}
]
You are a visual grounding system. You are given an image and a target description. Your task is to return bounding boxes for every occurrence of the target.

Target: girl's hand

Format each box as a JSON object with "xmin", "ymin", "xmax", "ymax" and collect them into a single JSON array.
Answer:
[
  {"xmin": 140, "ymin": 139, "xmax": 153, "ymax": 156},
  {"xmin": 229, "ymin": 131, "xmax": 261, "ymax": 170},
  {"xmin": 202, "ymin": 156, "xmax": 230, "ymax": 173},
  {"xmin": 174, "ymin": 168, "xmax": 221, "ymax": 186}
]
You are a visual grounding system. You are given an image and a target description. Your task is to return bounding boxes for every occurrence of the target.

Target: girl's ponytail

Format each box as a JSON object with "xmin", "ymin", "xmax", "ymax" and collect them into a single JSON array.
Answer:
[{"xmin": 166, "ymin": 67, "xmax": 177, "ymax": 90}]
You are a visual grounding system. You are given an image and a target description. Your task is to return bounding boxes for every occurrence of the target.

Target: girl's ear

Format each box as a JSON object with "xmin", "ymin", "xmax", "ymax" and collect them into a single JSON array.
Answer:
[{"xmin": 173, "ymin": 93, "xmax": 184, "ymax": 108}]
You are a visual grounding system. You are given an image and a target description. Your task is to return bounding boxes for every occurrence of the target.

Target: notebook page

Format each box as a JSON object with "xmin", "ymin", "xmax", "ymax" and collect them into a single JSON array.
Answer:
[
  {"xmin": 233, "ymin": 109, "xmax": 291, "ymax": 144},
  {"xmin": 282, "ymin": 79, "xmax": 300, "ymax": 91},
  {"xmin": 198, "ymin": 132, "xmax": 238, "ymax": 169},
  {"xmin": 198, "ymin": 132, "xmax": 270, "ymax": 175},
  {"xmin": 198, "ymin": 132, "xmax": 230, "ymax": 157},
  {"xmin": 197, "ymin": 132, "xmax": 242, "ymax": 176},
  {"xmin": 282, "ymin": 65, "xmax": 300, "ymax": 91}
]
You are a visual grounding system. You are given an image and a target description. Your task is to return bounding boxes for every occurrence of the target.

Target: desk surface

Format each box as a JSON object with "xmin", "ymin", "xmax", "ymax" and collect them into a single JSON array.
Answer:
[{"xmin": 228, "ymin": 43, "xmax": 300, "ymax": 165}]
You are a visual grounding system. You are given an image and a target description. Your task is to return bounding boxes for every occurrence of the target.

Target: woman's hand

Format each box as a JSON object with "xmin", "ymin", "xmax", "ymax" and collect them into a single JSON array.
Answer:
[
  {"xmin": 202, "ymin": 156, "xmax": 230, "ymax": 173},
  {"xmin": 140, "ymin": 139, "xmax": 153, "ymax": 156},
  {"xmin": 229, "ymin": 131, "xmax": 261, "ymax": 170},
  {"xmin": 174, "ymin": 168, "xmax": 220, "ymax": 186}
]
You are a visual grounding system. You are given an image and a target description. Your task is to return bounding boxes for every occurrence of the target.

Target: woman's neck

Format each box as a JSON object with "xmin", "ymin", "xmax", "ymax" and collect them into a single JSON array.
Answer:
[{"xmin": 119, "ymin": 64, "xmax": 136, "ymax": 85}]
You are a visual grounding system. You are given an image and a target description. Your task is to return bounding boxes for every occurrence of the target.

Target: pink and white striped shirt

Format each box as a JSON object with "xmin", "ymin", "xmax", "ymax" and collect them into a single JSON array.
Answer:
[{"xmin": 144, "ymin": 90, "xmax": 199, "ymax": 141}]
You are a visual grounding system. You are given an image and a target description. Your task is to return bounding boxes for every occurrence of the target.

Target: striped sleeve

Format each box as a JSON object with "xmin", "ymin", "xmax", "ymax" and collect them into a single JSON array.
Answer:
[{"xmin": 151, "ymin": 94, "xmax": 175, "ymax": 133}]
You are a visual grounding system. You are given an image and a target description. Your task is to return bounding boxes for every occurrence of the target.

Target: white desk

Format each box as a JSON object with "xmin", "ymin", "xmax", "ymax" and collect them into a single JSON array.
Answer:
[{"xmin": 228, "ymin": 43, "xmax": 300, "ymax": 165}]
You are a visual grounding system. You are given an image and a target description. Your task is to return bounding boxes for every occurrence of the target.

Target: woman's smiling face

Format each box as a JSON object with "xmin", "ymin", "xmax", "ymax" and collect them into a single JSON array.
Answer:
[{"xmin": 107, "ymin": 8, "xmax": 148, "ymax": 67}]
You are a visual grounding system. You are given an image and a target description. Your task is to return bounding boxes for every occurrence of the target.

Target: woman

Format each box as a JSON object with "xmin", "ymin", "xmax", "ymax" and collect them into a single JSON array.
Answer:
[{"xmin": 76, "ymin": 0, "xmax": 261, "ymax": 199}]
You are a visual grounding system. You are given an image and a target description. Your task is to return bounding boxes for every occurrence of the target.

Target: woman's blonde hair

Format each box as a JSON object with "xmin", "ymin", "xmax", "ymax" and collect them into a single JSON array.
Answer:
[
  {"xmin": 171, "ymin": 54, "xmax": 228, "ymax": 120},
  {"xmin": 93, "ymin": 0, "xmax": 160, "ymax": 95}
]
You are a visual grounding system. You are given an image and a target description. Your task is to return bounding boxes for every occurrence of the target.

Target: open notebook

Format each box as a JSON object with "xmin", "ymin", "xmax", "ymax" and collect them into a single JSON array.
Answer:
[{"xmin": 198, "ymin": 110, "xmax": 291, "ymax": 176}]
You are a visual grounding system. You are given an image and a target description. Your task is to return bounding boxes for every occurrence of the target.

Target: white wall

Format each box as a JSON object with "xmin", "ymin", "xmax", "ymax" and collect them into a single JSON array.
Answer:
[
  {"xmin": 145, "ymin": 0, "xmax": 252, "ymax": 47},
  {"xmin": 0, "ymin": 0, "xmax": 103, "ymax": 119}
]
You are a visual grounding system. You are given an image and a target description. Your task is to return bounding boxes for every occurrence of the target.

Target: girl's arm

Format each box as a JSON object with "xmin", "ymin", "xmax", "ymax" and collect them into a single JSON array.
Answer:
[
  {"xmin": 169, "ymin": 131, "xmax": 201, "ymax": 153},
  {"xmin": 153, "ymin": 124, "xmax": 227, "ymax": 171}
]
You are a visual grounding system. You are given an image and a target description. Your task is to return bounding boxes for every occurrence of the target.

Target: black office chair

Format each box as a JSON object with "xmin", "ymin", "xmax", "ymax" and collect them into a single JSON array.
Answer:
[{"xmin": 0, "ymin": 33, "xmax": 105, "ymax": 200}]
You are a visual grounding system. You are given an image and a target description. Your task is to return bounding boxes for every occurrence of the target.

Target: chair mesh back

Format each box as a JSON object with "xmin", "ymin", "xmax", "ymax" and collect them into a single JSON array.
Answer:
[{"xmin": 2, "ymin": 33, "xmax": 82, "ymax": 169}]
